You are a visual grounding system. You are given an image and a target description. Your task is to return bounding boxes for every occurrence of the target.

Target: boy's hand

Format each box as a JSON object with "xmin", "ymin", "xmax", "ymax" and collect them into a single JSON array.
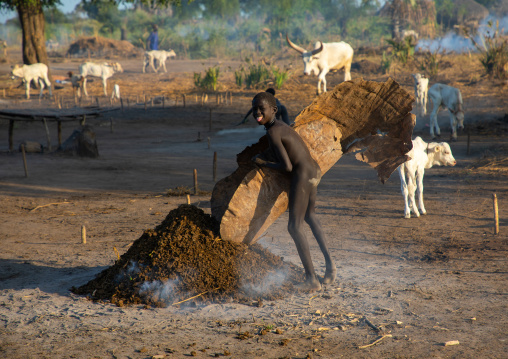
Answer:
[{"xmin": 252, "ymin": 154, "xmax": 267, "ymax": 166}]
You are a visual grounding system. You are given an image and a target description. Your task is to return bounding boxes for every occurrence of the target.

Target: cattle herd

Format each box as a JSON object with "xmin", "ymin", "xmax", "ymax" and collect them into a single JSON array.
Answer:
[{"xmin": 9, "ymin": 39, "xmax": 466, "ymax": 219}]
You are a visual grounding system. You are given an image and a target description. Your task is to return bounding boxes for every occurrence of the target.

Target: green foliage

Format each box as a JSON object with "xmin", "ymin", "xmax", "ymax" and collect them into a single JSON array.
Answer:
[
  {"xmin": 386, "ymin": 37, "xmax": 416, "ymax": 65},
  {"xmin": 234, "ymin": 66, "xmax": 244, "ymax": 87},
  {"xmin": 272, "ymin": 66, "xmax": 290, "ymax": 89},
  {"xmin": 244, "ymin": 61, "xmax": 271, "ymax": 89},
  {"xmin": 381, "ymin": 51, "xmax": 393, "ymax": 74},
  {"xmin": 467, "ymin": 20, "xmax": 508, "ymax": 79},
  {"xmin": 194, "ymin": 66, "xmax": 220, "ymax": 91},
  {"xmin": 416, "ymin": 49, "xmax": 441, "ymax": 79}
]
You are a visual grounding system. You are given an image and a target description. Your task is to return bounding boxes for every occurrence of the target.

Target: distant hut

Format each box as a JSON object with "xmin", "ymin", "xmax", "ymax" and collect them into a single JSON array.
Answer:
[{"xmin": 378, "ymin": 0, "xmax": 437, "ymax": 40}]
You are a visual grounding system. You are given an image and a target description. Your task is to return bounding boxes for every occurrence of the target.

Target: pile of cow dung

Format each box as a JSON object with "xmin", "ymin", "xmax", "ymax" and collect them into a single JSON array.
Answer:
[
  {"xmin": 66, "ymin": 36, "xmax": 141, "ymax": 58},
  {"xmin": 72, "ymin": 205, "xmax": 303, "ymax": 307}
]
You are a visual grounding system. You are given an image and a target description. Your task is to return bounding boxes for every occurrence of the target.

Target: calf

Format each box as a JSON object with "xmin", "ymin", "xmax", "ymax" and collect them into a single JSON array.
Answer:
[
  {"xmin": 412, "ymin": 73, "xmax": 428, "ymax": 117},
  {"xmin": 79, "ymin": 62, "xmax": 123, "ymax": 97},
  {"xmin": 428, "ymin": 83, "xmax": 464, "ymax": 140},
  {"xmin": 142, "ymin": 50, "xmax": 176, "ymax": 73},
  {"xmin": 11, "ymin": 63, "xmax": 52, "ymax": 99},
  {"xmin": 398, "ymin": 136, "xmax": 456, "ymax": 219}
]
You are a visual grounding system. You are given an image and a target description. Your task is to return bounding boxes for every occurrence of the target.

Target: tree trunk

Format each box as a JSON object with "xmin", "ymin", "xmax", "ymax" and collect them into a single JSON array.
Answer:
[{"xmin": 16, "ymin": 0, "xmax": 49, "ymax": 67}]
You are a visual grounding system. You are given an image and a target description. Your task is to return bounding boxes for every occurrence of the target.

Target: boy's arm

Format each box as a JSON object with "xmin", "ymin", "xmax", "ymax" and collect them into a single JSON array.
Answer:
[{"xmin": 253, "ymin": 131, "xmax": 293, "ymax": 172}]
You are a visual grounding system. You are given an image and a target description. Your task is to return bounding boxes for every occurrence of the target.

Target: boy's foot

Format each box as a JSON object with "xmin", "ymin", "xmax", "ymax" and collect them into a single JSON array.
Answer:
[
  {"xmin": 295, "ymin": 277, "xmax": 322, "ymax": 292},
  {"xmin": 322, "ymin": 267, "xmax": 337, "ymax": 285}
]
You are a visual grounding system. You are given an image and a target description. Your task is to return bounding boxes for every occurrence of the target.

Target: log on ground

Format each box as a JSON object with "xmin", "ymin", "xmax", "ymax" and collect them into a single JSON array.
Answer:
[{"xmin": 211, "ymin": 78, "xmax": 416, "ymax": 245}]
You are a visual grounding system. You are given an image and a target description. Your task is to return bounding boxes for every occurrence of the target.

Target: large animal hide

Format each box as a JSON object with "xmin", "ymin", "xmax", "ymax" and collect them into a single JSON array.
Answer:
[{"xmin": 211, "ymin": 78, "xmax": 415, "ymax": 245}]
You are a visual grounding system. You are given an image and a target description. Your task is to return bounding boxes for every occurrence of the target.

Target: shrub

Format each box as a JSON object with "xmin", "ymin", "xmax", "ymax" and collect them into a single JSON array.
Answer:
[
  {"xmin": 381, "ymin": 51, "xmax": 393, "ymax": 74},
  {"xmin": 387, "ymin": 37, "xmax": 416, "ymax": 65},
  {"xmin": 416, "ymin": 48, "xmax": 441, "ymax": 79},
  {"xmin": 194, "ymin": 66, "xmax": 220, "ymax": 91},
  {"xmin": 272, "ymin": 67, "xmax": 290, "ymax": 89},
  {"xmin": 244, "ymin": 62, "xmax": 271, "ymax": 89},
  {"xmin": 234, "ymin": 66, "xmax": 244, "ymax": 87},
  {"xmin": 467, "ymin": 20, "xmax": 508, "ymax": 79}
]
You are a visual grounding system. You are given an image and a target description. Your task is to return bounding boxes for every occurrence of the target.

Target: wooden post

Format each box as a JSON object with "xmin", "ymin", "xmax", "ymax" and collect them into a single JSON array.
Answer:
[
  {"xmin": 193, "ymin": 169, "xmax": 198, "ymax": 195},
  {"xmin": 467, "ymin": 128, "xmax": 471, "ymax": 156},
  {"xmin": 96, "ymin": 97, "xmax": 99, "ymax": 107},
  {"xmin": 213, "ymin": 151, "xmax": 217, "ymax": 182},
  {"xmin": 120, "ymin": 97, "xmax": 124, "ymax": 111},
  {"xmin": 81, "ymin": 225, "xmax": 87, "ymax": 244},
  {"xmin": 57, "ymin": 96, "xmax": 62, "ymax": 109},
  {"xmin": 209, "ymin": 108, "xmax": 212, "ymax": 131},
  {"xmin": 21, "ymin": 144, "xmax": 28, "ymax": 178},
  {"xmin": 182, "ymin": 94, "xmax": 186, "ymax": 107},
  {"xmin": 493, "ymin": 193, "xmax": 499, "ymax": 235},
  {"xmin": 144, "ymin": 94, "xmax": 147, "ymax": 110},
  {"xmin": 57, "ymin": 120, "xmax": 62, "ymax": 146},
  {"xmin": 110, "ymin": 97, "xmax": 113, "ymax": 106},
  {"xmin": 42, "ymin": 118, "xmax": 51, "ymax": 151},
  {"xmin": 186, "ymin": 194, "xmax": 191, "ymax": 205},
  {"xmin": 8, "ymin": 120, "xmax": 14, "ymax": 152}
]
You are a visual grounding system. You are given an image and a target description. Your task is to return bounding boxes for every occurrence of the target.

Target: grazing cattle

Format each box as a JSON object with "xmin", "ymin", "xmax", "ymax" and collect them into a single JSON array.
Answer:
[
  {"xmin": 398, "ymin": 136, "xmax": 456, "ymax": 219},
  {"xmin": 142, "ymin": 49, "xmax": 176, "ymax": 73},
  {"xmin": 412, "ymin": 73, "xmax": 429, "ymax": 117},
  {"xmin": 428, "ymin": 83, "xmax": 464, "ymax": 140},
  {"xmin": 11, "ymin": 63, "xmax": 52, "ymax": 99},
  {"xmin": 286, "ymin": 34, "xmax": 354, "ymax": 94},
  {"xmin": 79, "ymin": 62, "xmax": 123, "ymax": 97}
]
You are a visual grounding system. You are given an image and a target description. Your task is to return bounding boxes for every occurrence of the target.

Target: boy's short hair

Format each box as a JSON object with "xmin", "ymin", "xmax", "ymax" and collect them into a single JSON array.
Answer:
[{"xmin": 253, "ymin": 92, "xmax": 277, "ymax": 109}]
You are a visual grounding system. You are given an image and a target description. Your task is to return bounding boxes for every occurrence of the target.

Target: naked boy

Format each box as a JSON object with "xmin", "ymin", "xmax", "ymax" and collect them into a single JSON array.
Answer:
[{"xmin": 251, "ymin": 92, "xmax": 336, "ymax": 291}]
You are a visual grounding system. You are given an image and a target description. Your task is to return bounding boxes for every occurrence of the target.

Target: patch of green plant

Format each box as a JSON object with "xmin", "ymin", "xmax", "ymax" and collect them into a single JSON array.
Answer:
[
  {"xmin": 417, "ymin": 48, "xmax": 441, "ymax": 79},
  {"xmin": 194, "ymin": 66, "xmax": 220, "ymax": 91},
  {"xmin": 381, "ymin": 51, "xmax": 393, "ymax": 74},
  {"xmin": 466, "ymin": 20, "xmax": 508, "ymax": 79},
  {"xmin": 387, "ymin": 36, "xmax": 416, "ymax": 65},
  {"xmin": 234, "ymin": 66, "xmax": 244, "ymax": 87},
  {"xmin": 244, "ymin": 62, "xmax": 271, "ymax": 89},
  {"xmin": 272, "ymin": 67, "xmax": 290, "ymax": 89}
]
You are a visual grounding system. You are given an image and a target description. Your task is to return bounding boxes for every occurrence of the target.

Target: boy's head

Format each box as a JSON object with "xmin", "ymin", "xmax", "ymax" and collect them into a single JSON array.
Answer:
[{"xmin": 252, "ymin": 92, "xmax": 277, "ymax": 126}]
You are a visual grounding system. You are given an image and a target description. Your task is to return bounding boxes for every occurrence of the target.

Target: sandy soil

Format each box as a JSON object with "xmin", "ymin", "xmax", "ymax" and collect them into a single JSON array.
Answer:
[{"xmin": 0, "ymin": 52, "xmax": 507, "ymax": 359}]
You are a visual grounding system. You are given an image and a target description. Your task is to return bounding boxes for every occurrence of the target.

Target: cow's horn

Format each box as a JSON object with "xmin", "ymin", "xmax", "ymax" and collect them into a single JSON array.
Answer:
[
  {"xmin": 286, "ymin": 34, "xmax": 306, "ymax": 54},
  {"xmin": 311, "ymin": 41, "xmax": 324, "ymax": 56}
]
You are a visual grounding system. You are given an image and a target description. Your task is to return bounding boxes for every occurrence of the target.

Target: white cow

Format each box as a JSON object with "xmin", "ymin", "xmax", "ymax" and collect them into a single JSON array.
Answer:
[
  {"xmin": 412, "ymin": 73, "xmax": 429, "ymax": 117},
  {"xmin": 11, "ymin": 63, "xmax": 52, "ymax": 99},
  {"xmin": 398, "ymin": 136, "xmax": 456, "ymax": 219},
  {"xmin": 428, "ymin": 83, "xmax": 464, "ymax": 140},
  {"xmin": 79, "ymin": 62, "xmax": 123, "ymax": 97},
  {"xmin": 286, "ymin": 34, "xmax": 354, "ymax": 95},
  {"xmin": 142, "ymin": 49, "xmax": 176, "ymax": 73}
]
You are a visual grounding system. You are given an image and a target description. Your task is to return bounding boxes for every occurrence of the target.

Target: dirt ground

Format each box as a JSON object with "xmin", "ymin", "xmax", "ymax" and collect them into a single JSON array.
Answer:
[{"xmin": 0, "ymin": 50, "xmax": 507, "ymax": 359}]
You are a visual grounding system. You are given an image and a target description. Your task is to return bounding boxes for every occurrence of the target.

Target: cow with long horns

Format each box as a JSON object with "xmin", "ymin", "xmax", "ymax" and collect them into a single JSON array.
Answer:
[{"xmin": 286, "ymin": 34, "xmax": 354, "ymax": 95}]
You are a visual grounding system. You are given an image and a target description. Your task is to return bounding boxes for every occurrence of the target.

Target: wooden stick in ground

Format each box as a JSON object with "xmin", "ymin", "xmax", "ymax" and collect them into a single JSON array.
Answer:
[
  {"xmin": 57, "ymin": 120, "xmax": 62, "ymax": 146},
  {"xmin": 8, "ymin": 119, "xmax": 14, "ymax": 152},
  {"xmin": 493, "ymin": 193, "xmax": 499, "ymax": 235},
  {"xmin": 193, "ymin": 169, "xmax": 198, "ymax": 195},
  {"xmin": 42, "ymin": 118, "xmax": 51, "ymax": 151},
  {"xmin": 213, "ymin": 151, "xmax": 217, "ymax": 182},
  {"xmin": 467, "ymin": 128, "xmax": 471, "ymax": 156},
  {"xmin": 187, "ymin": 194, "xmax": 191, "ymax": 205},
  {"xmin": 81, "ymin": 225, "xmax": 86, "ymax": 244},
  {"xmin": 182, "ymin": 94, "xmax": 186, "ymax": 107},
  {"xmin": 21, "ymin": 144, "xmax": 28, "ymax": 177},
  {"xmin": 120, "ymin": 97, "xmax": 124, "ymax": 111},
  {"xmin": 364, "ymin": 317, "xmax": 381, "ymax": 332}
]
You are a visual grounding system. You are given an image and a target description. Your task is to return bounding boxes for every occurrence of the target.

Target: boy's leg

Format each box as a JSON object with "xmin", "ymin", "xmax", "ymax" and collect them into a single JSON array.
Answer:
[
  {"xmin": 305, "ymin": 186, "xmax": 337, "ymax": 284},
  {"xmin": 288, "ymin": 176, "xmax": 321, "ymax": 291}
]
